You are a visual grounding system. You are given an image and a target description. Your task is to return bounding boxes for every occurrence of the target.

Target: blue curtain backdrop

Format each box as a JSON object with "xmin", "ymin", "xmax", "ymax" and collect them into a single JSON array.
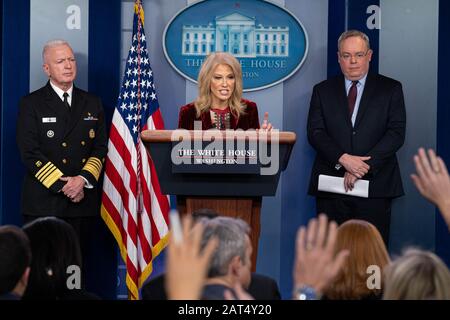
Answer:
[
  {"xmin": 87, "ymin": 0, "xmax": 121, "ymax": 299},
  {"xmin": 1, "ymin": 0, "xmax": 29, "ymax": 226}
]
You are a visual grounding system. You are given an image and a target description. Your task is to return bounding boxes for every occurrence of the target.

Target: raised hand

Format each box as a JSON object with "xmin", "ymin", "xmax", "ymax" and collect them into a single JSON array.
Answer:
[
  {"xmin": 293, "ymin": 214, "xmax": 349, "ymax": 298},
  {"xmin": 411, "ymin": 148, "xmax": 450, "ymax": 228},
  {"xmin": 166, "ymin": 215, "xmax": 218, "ymax": 300}
]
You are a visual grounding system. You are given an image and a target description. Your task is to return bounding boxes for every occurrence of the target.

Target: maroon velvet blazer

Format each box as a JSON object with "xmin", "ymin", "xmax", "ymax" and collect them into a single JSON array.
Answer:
[{"xmin": 177, "ymin": 99, "xmax": 260, "ymax": 130}]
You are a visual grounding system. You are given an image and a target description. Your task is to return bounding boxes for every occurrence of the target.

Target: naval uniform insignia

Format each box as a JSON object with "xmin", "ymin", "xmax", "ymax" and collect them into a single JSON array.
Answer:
[
  {"xmin": 89, "ymin": 129, "xmax": 95, "ymax": 139},
  {"xmin": 47, "ymin": 130, "xmax": 54, "ymax": 138}
]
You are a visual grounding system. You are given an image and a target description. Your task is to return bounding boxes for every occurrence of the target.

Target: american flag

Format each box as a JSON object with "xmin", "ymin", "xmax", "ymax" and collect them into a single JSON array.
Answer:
[{"xmin": 101, "ymin": 1, "xmax": 170, "ymax": 300}]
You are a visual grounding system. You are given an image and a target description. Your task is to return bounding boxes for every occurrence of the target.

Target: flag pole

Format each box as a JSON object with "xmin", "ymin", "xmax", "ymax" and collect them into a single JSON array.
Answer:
[{"xmin": 101, "ymin": 0, "xmax": 170, "ymax": 301}]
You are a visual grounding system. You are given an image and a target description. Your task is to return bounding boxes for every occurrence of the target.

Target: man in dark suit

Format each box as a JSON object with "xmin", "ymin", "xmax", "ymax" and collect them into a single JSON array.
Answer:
[
  {"xmin": 307, "ymin": 30, "xmax": 406, "ymax": 244},
  {"xmin": 16, "ymin": 40, "xmax": 107, "ymax": 259},
  {"xmin": 142, "ymin": 209, "xmax": 281, "ymax": 300},
  {"xmin": 141, "ymin": 272, "xmax": 281, "ymax": 300}
]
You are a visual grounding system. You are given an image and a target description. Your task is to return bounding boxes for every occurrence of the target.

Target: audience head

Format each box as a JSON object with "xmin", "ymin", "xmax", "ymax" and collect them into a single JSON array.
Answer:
[
  {"xmin": 200, "ymin": 216, "xmax": 252, "ymax": 288},
  {"xmin": 383, "ymin": 248, "xmax": 450, "ymax": 300},
  {"xmin": 0, "ymin": 225, "xmax": 31, "ymax": 298},
  {"xmin": 195, "ymin": 52, "xmax": 244, "ymax": 117},
  {"xmin": 22, "ymin": 217, "xmax": 82, "ymax": 299},
  {"xmin": 324, "ymin": 219, "xmax": 390, "ymax": 299}
]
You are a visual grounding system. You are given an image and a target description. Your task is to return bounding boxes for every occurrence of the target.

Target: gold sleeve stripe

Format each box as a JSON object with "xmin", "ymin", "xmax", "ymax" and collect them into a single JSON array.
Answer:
[
  {"xmin": 88, "ymin": 159, "xmax": 101, "ymax": 172},
  {"xmin": 90, "ymin": 157, "xmax": 102, "ymax": 169},
  {"xmin": 39, "ymin": 166, "xmax": 56, "ymax": 183},
  {"xmin": 90, "ymin": 157, "xmax": 102, "ymax": 168},
  {"xmin": 37, "ymin": 165, "xmax": 55, "ymax": 182},
  {"xmin": 82, "ymin": 157, "xmax": 103, "ymax": 181},
  {"xmin": 42, "ymin": 169, "xmax": 64, "ymax": 188},
  {"xmin": 35, "ymin": 162, "xmax": 53, "ymax": 180},
  {"xmin": 83, "ymin": 164, "xmax": 100, "ymax": 181}
]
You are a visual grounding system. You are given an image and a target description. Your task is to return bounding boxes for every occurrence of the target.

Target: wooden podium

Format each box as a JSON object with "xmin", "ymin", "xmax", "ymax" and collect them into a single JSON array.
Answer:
[{"xmin": 141, "ymin": 130, "xmax": 296, "ymax": 270}]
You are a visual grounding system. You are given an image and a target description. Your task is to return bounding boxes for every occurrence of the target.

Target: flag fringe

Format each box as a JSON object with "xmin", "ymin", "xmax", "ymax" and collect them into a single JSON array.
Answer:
[{"xmin": 101, "ymin": 205, "xmax": 169, "ymax": 299}]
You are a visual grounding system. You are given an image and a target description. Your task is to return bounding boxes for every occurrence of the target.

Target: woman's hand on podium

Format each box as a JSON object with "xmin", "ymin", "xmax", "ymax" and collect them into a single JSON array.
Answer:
[{"xmin": 260, "ymin": 112, "xmax": 273, "ymax": 131}]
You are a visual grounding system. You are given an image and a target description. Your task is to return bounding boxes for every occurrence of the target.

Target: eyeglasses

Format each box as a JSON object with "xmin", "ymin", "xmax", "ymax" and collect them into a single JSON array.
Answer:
[{"xmin": 339, "ymin": 51, "xmax": 370, "ymax": 61}]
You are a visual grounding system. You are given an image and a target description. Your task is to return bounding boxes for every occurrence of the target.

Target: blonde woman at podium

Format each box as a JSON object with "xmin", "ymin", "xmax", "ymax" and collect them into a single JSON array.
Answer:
[{"xmin": 178, "ymin": 52, "xmax": 272, "ymax": 131}]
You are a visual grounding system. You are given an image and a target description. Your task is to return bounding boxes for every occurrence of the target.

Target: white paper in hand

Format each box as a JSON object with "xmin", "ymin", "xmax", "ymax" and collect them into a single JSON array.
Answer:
[{"xmin": 318, "ymin": 174, "xmax": 369, "ymax": 198}]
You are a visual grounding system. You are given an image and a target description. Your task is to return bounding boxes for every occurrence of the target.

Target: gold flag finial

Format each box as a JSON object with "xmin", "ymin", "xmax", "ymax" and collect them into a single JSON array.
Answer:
[{"xmin": 134, "ymin": 0, "xmax": 145, "ymax": 24}]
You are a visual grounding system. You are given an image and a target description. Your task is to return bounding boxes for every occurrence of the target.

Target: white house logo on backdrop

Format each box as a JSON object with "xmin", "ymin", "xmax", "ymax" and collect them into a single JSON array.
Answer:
[
  {"xmin": 181, "ymin": 13, "xmax": 290, "ymax": 58},
  {"xmin": 163, "ymin": 0, "xmax": 308, "ymax": 91}
]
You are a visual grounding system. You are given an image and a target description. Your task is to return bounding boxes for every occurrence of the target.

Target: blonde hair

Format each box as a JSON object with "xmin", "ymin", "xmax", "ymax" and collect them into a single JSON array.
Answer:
[
  {"xmin": 324, "ymin": 220, "xmax": 390, "ymax": 299},
  {"xmin": 383, "ymin": 248, "xmax": 450, "ymax": 300},
  {"xmin": 194, "ymin": 52, "xmax": 245, "ymax": 119}
]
